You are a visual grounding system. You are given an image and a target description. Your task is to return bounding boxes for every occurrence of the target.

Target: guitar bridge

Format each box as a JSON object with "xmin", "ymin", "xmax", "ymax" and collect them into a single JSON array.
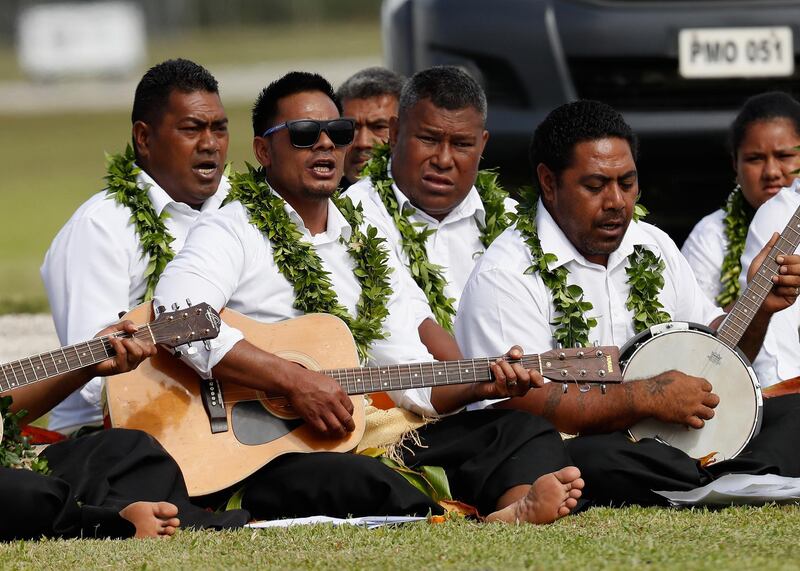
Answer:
[{"xmin": 200, "ymin": 377, "xmax": 228, "ymax": 434}]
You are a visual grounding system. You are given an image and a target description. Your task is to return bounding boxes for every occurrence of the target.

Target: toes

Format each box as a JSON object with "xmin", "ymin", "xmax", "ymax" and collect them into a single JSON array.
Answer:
[
  {"xmin": 154, "ymin": 501, "xmax": 179, "ymax": 518},
  {"xmin": 554, "ymin": 466, "xmax": 581, "ymax": 485},
  {"xmin": 160, "ymin": 525, "xmax": 177, "ymax": 537}
]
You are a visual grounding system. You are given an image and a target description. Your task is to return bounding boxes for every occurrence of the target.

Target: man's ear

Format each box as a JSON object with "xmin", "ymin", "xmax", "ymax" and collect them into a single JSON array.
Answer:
[
  {"xmin": 537, "ymin": 163, "xmax": 557, "ymax": 203},
  {"xmin": 478, "ymin": 129, "xmax": 489, "ymax": 158},
  {"xmin": 253, "ymin": 136, "xmax": 271, "ymax": 169},
  {"xmin": 388, "ymin": 115, "xmax": 399, "ymax": 149},
  {"xmin": 132, "ymin": 121, "xmax": 151, "ymax": 163}
]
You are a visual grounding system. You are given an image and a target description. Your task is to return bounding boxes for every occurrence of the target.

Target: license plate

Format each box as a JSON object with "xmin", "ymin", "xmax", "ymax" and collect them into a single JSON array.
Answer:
[{"xmin": 679, "ymin": 27, "xmax": 794, "ymax": 79}]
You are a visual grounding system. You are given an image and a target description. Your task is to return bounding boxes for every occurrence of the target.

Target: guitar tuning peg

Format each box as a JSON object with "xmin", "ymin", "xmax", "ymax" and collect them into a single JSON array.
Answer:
[
  {"xmin": 592, "ymin": 341, "xmax": 599, "ymax": 347},
  {"xmin": 185, "ymin": 346, "xmax": 198, "ymax": 356},
  {"xmin": 171, "ymin": 303, "xmax": 180, "ymax": 311},
  {"xmin": 118, "ymin": 310, "xmax": 126, "ymax": 318},
  {"xmin": 562, "ymin": 382, "xmax": 568, "ymax": 394},
  {"xmin": 203, "ymin": 340, "xmax": 212, "ymax": 351},
  {"xmin": 556, "ymin": 343, "xmax": 563, "ymax": 349},
  {"xmin": 579, "ymin": 383, "xmax": 591, "ymax": 393},
  {"xmin": 156, "ymin": 305, "xmax": 166, "ymax": 314},
  {"xmin": 600, "ymin": 383, "xmax": 607, "ymax": 395},
  {"xmin": 186, "ymin": 298, "xmax": 193, "ymax": 307}
]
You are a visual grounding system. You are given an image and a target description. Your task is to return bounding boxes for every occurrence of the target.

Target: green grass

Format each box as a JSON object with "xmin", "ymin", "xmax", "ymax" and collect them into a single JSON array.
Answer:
[{"xmin": 2, "ymin": 506, "xmax": 800, "ymax": 570}]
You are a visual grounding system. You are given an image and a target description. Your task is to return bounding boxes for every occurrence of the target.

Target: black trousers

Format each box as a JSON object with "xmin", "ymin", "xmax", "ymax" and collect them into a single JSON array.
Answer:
[
  {"xmin": 566, "ymin": 394, "xmax": 800, "ymax": 507},
  {"xmin": 239, "ymin": 409, "xmax": 571, "ymax": 519},
  {"xmin": 0, "ymin": 428, "xmax": 249, "ymax": 541}
]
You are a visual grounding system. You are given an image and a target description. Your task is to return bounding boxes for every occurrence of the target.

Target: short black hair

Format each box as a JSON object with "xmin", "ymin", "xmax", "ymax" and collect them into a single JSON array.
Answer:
[
  {"xmin": 252, "ymin": 71, "xmax": 341, "ymax": 137},
  {"xmin": 730, "ymin": 91, "xmax": 800, "ymax": 159},
  {"xmin": 398, "ymin": 66, "xmax": 487, "ymax": 123},
  {"xmin": 131, "ymin": 58, "xmax": 219, "ymax": 126},
  {"xmin": 529, "ymin": 100, "xmax": 638, "ymax": 189},
  {"xmin": 336, "ymin": 67, "xmax": 405, "ymax": 102}
]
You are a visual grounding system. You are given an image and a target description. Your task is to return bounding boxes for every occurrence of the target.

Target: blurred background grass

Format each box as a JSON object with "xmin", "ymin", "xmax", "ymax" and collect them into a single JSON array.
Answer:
[{"xmin": 0, "ymin": 19, "xmax": 382, "ymax": 313}]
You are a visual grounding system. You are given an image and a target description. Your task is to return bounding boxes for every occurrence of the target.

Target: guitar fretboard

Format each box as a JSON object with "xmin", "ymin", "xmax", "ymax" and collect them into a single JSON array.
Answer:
[
  {"xmin": 0, "ymin": 328, "xmax": 155, "ymax": 393},
  {"xmin": 322, "ymin": 353, "xmax": 593, "ymax": 395},
  {"xmin": 717, "ymin": 206, "xmax": 800, "ymax": 348}
]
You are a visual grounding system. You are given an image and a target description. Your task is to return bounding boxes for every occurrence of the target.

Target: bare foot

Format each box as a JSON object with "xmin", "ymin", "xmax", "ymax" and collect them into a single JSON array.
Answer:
[
  {"xmin": 119, "ymin": 501, "xmax": 181, "ymax": 538},
  {"xmin": 486, "ymin": 466, "xmax": 584, "ymax": 525}
]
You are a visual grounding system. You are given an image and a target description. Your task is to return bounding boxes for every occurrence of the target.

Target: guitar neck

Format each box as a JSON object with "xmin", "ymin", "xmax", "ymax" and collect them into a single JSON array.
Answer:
[
  {"xmin": 717, "ymin": 204, "xmax": 800, "ymax": 348},
  {"xmin": 0, "ymin": 327, "xmax": 155, "ymax": 393},
  {"xmin": 322, "ymin": 352, "xmax": 616, "ymax": 395}
]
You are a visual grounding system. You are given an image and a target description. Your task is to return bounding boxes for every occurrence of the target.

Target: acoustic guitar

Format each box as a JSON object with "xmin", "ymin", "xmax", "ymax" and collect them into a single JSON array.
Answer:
[
  {"xmin": 0, "ymin": 303, "xmax": 220, "ymax": 442},
  {"xmin": 107, "ymin": 304, "xmax": 623, "ymax": 496}
]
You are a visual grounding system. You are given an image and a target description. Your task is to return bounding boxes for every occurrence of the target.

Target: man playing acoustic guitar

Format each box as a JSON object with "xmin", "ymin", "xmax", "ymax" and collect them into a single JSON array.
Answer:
[
  {"xmin": 456, "ymin": 100, "xmax": 800, "ymax": 507},
  {"xmin": 153, "ymin": 71, "xmax": 585, "ymax": 523}
]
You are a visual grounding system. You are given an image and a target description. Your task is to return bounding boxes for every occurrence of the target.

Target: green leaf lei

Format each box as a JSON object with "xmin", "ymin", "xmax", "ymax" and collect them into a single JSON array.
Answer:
[
  {"xmin": 717, "ymin": 185, "xmax": 755, "ymax": 308},
  {"xmin": 225, "ymin": 164, "xmax": 393, "ymax": 364},
  {"xmin": 361, "ymin": 143, "xmax": 513, "ymax": 332},
  {"xmin": 105, "ymin": 144, "xmax": 176, "ymax": 303},
  {"xmin": 516, "ymin": 186, "xmax": 670, "ymax": 347},
  {"xmin": 0, "ymin": 396, "xmax": 50, "ymax": 474}
]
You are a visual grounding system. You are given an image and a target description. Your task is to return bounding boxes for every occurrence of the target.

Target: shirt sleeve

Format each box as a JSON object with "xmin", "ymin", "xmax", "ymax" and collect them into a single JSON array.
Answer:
[
  {"xmin": 41, "ymin": 210, "xmax": 138, "ymax": 425},
  {"xmin": 680, "ymin": 215, "xmax": 724, "ymax": 304},
  {"xmin": 153, "ymin": 208, "xmax": 248, "ymax": 377},
  {"xmin": 42, "ymin": 213, "xmax": 134, "ymax": 347}
]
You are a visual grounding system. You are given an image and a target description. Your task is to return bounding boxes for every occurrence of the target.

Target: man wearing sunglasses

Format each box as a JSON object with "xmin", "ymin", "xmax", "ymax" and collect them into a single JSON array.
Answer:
[
  {"xmin": 40, "ymin": 59, "xmax": 230, "ymax": 435},
  {"xmin": 153, "ymin": 71, "xmax": 584, "ymax": 524},
  {"xmin": 336, "ymin": 67, "xmax": 405, "ymax": 190}
]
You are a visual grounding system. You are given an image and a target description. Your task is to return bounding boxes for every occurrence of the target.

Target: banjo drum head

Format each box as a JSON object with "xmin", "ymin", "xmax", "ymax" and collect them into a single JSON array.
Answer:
[{"xmin": 622, "ymin": 324, "xmax": 762, "ymax": 462}]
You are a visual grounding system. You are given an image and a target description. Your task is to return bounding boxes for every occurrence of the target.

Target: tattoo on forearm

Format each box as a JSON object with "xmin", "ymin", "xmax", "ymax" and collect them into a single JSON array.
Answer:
[
  {"xmin": 623, "ymin": 382, "xmax": 636, "ymax": 415},
  {"xmin": 542, "ymin": 385, "xmax": 563, "ymax": 418},
  {"xmin": 645, "ymin": 373, "xmax": 674, "ymax": 396}
]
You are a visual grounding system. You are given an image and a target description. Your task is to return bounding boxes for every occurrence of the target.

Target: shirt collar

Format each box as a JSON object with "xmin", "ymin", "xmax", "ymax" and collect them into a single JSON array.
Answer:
[
  {"xmin": 536, "ymin": 199, "xmax": 661, "ymax": 271},
  {"xmin": 388, "ymin": 161, "xmax": 485, "ymax": 226},
  {"xmin": 274, "ymin": 187, "xmax": 352, "ymax": 244},
  {"xmin": 137, "ymin": 167, "xmax": 229, "ymax": 216}
]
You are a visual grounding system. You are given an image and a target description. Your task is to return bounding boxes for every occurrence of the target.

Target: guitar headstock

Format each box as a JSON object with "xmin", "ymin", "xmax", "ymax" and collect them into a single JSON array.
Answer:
[
  {"xmin": 149, "ymin": 302, "xmax": 221, "ymax": 349},
  {"xmin": 538, "ymin": 346, "xmax": 622, "ymax": 384}
]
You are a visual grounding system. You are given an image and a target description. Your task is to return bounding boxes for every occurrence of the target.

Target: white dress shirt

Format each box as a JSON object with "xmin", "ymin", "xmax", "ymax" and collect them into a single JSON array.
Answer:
[
  {"xmin": 456, "ymin": 201, "xmax": 725, "ymax": 410},
  {"xmin": 681, "ymin": 209, "xmax": 726, "ymax": 304},
  {"xmin": 740, "ymin": 180, "xmax": 800, "ymax": 385},
  {"xmin": 346, "ymin": 175, "xmax": 517, "ymax": 311},
  {"xmin": 153, "ymin": 193, "xmax": 441, "ymax": 417},
  {"xmin": 40, "ymin": 169, "xmax": 228, "ymax": 431}
]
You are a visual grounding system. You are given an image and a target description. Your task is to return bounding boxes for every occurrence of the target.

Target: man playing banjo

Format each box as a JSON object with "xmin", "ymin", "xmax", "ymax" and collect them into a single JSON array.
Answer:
[{"xmin": 456, "ymin": 100, "xmax": 800, "ymax": 507}]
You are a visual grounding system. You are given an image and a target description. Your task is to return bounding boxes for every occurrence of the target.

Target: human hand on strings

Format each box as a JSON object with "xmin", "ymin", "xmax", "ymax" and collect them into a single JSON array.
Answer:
[
  {"xmin": 748, "ymin": 232, "xmax": 800, "ymax": 314},
  {"xmin": 92, "ymin": 321, "xmax": 157, "ymax": 377},
  {"xmin": 285, "ymin": 366, "xmax": 355, "ymax": 438},
  {"xmin": 473, "ymin": 345, "xmax": 545, "ymax": 400}
]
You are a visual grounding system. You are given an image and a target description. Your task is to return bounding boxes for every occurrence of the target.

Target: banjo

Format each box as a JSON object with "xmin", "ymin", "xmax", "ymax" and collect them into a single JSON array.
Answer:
[{"xmin": 623, "ymin": 206, "xmax": 800, "ymax": 462}]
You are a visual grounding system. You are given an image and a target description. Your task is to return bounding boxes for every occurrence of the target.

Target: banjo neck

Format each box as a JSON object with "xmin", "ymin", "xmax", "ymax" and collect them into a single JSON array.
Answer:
[{"xmin": 717, "ymin": 204, "xmax": 800, "ymax": 348}]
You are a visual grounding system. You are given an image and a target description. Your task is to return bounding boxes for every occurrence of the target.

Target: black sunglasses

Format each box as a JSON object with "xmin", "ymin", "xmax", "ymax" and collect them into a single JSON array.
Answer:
[{"xmin": 262, "ymin": 118, "xmax": 356, "ymax": 148}]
